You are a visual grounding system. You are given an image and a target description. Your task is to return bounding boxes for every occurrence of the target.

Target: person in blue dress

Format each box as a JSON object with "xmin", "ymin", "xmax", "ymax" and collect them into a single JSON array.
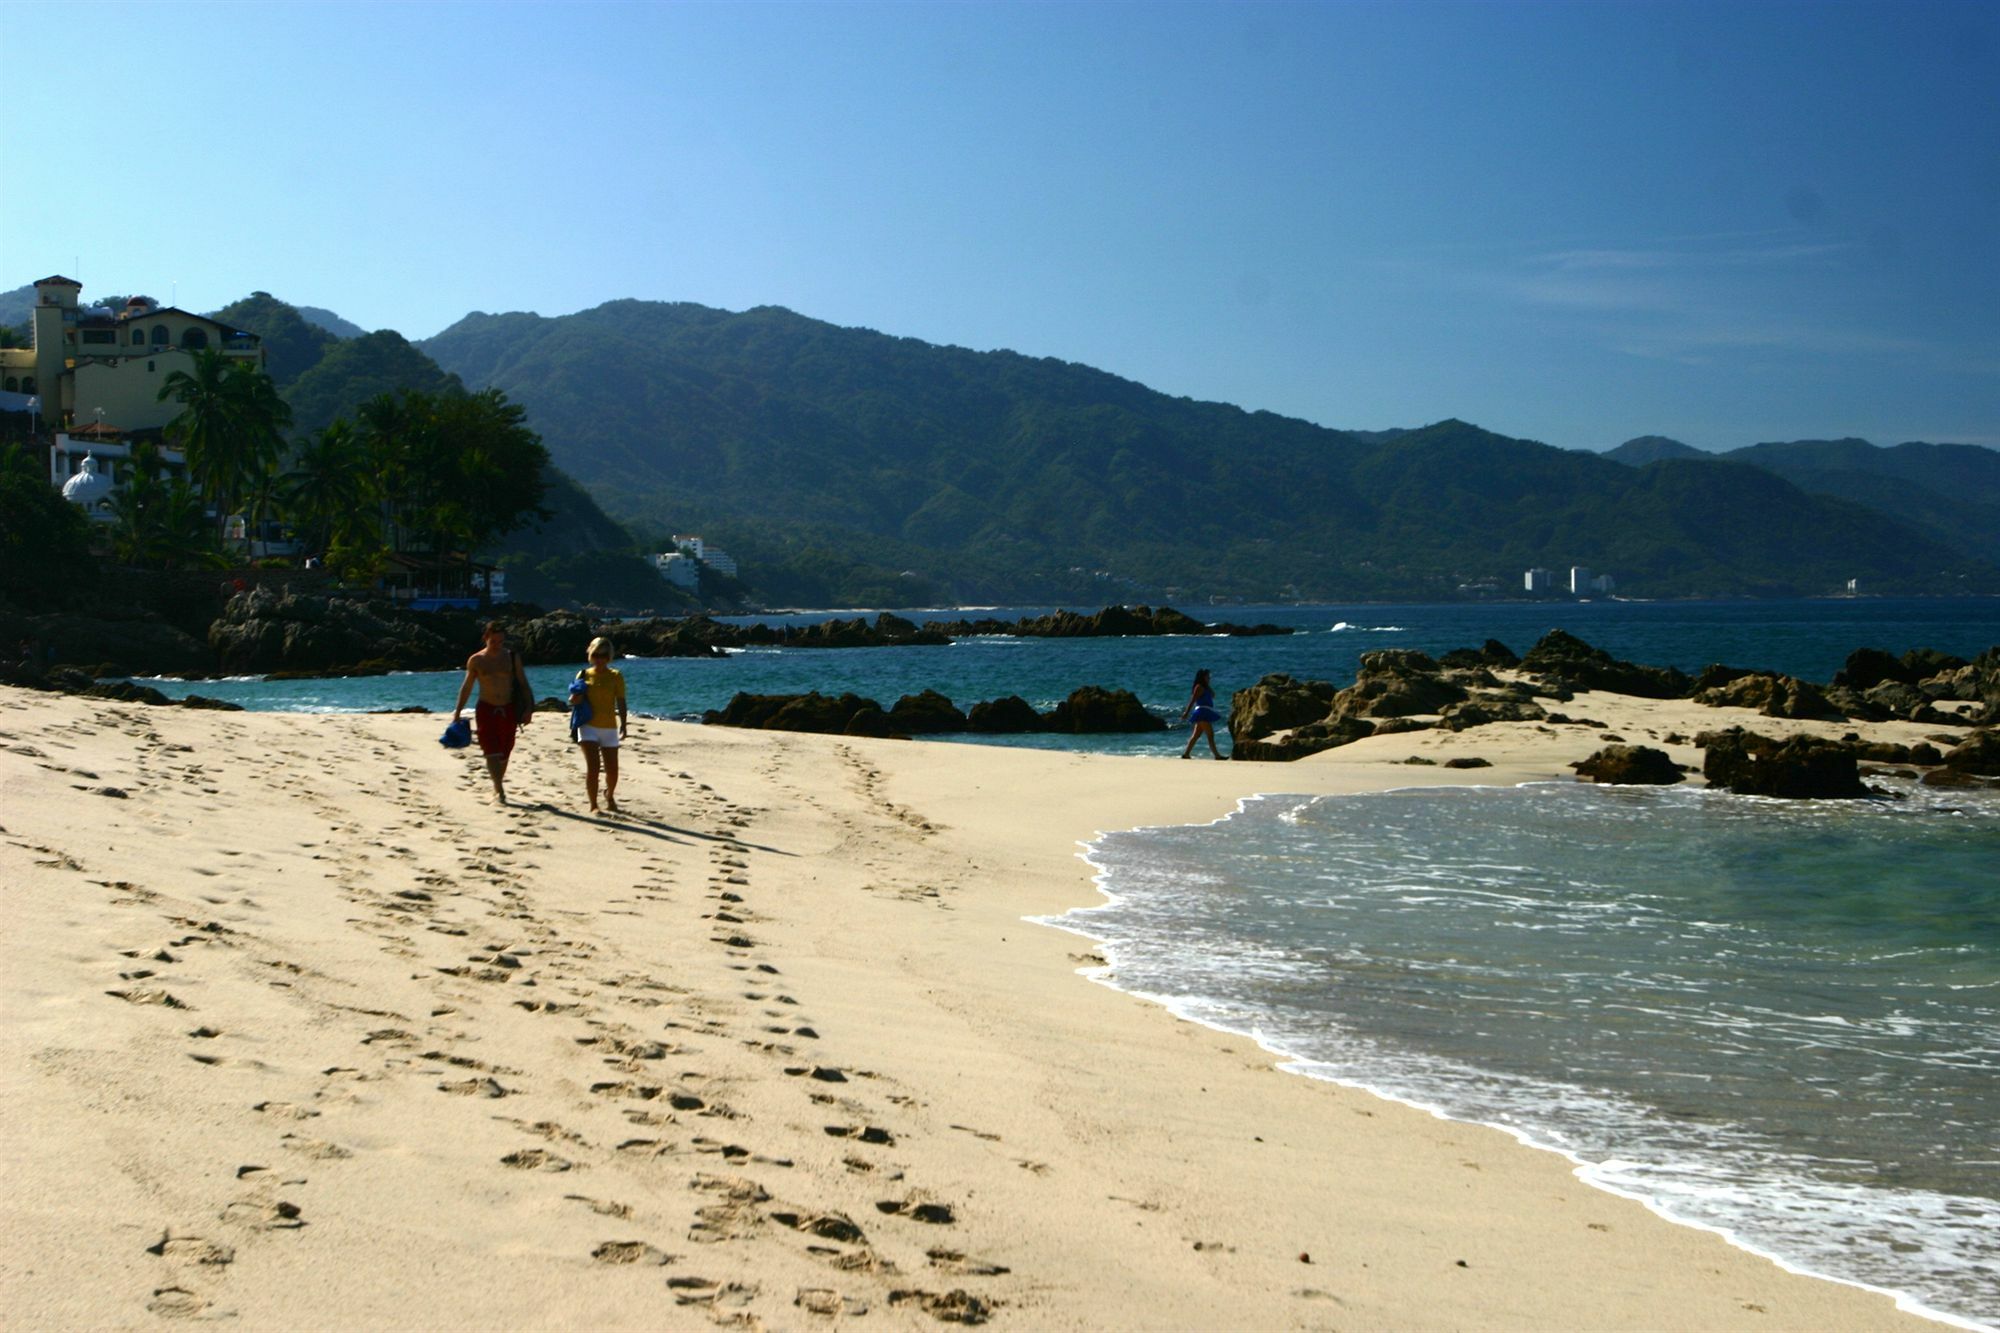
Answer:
[{"xmin": 1180, "ymin": 668, "xmax": 1225, "ymax": 760}]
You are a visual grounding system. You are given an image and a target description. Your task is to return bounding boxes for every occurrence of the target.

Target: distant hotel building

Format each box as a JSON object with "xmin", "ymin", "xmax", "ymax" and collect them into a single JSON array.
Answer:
[
  {"xmin": 656, "ymin": 535, "xmax": 739, "ymax": 590},
  {"xmin": 1525, "ymin": 565, "xmax": 1615, "ymax": 596}
]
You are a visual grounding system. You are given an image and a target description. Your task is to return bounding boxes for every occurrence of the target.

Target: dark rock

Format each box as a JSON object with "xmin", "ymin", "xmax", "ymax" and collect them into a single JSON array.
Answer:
[
  {"xmin": 1821, "ymin": 685, "xmax": 1891, "ymax": 722},
  {"xmin": 1044, "ymin": 686, "xmax": 1164, "ymax": 734},
  {"xmin": 208, "ymin": 588, "xmax": 460, "ymax": 675},
  {"xmin": 1901, "ymin": 648, "xmax": 1968, "ymax": 679},
  {"xmin": 703, "ymin": 691, "xmax": 885, "ymax": 735},
  {"xmin": 1701, "ymin": 729, "xmax": 1870, "ymax": 799},
  {"xmin": 1920, "ymin": 766, "xmax": 1995, "ymax": 789},
  {"xmin": 1232, "ymin": 715, "xmax": 1374, "ymax": 762},
  {"xmin": 1518, "ymin": 630, "xmax": 1690, "ymax": 699},
  {"xmin": 1941, "ymin": 730, "xmax": 2000, "ymax": 776},
  {"xmin": 1831, "ymin": 647, "xmax": 1913, "ymax": 691},
  {"xmin": 1694, "ymin": 672, "xmax": 1847, "ymax": 721},
  {"xmin": 76, "ymin": 678, "xmax": 173, "ymax": 706},
  {"xmin": 1370, "ymin": 716, "xmax": 1435, "ymax": 736},
  {"xmin": 1438, "ymin": 695, "xmax": 1548, "ymax": 731},
  {"xmin": 1335, "ymin": 650, "xmax": 1467, "ymax": 719},
  {"xmin": 842, "ymin": 705, "xmax": 900, "ymax": 738},
  {"xmin": 1442, "ymin": 757, "xmax": 1492, "ymax": 769},
  {"xmin": 0, "ymin": 603, "xmax": 212, "ymax": 677},
  {"xmin": 966, "ymin": 695, "xmax": 1044, "ymax": 733},
  {"xmin": 1692, "ymin": 663, "xmax": 1762, "ymax": 692},
  {"xmin": 886, "ymin": 689, "xmax": 967, "ymax": 734},
  {"xmin": 1227, "ymin": 674, "xmax": 1339, "ymax": 746},
  {"xmin": 1439, "ymin": 639, "xmax": 1520, "ymax": 670},
  {"xmin": 1573, "ymin": 744, "xmax": 1682, "ymax": 785},
  {"xmin": 178, "ymin": 695, "xmax": 244, "ymax": 711}
]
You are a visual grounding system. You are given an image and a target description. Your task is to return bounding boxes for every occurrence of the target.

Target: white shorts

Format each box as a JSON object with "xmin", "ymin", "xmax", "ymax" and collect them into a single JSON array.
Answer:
[{"xmin": 577, "ymin": 724, "xmax": 621, "ymax": 748}]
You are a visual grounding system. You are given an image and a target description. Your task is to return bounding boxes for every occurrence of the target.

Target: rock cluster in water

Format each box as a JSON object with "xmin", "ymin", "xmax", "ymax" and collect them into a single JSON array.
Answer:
[{"xmin": 704, "ymin": 685, "xmax": 1165, "ymax": 737}]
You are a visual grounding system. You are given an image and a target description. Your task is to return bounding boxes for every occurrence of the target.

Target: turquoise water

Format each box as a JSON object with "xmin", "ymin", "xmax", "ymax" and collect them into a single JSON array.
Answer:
[
  {"xmin": 1060, "ymin": 781, "xmax": 2000, "ymax": 1328},
  {"xmin": 141, "ymin": 598, "xmax": 2000, "ymax": 760}
]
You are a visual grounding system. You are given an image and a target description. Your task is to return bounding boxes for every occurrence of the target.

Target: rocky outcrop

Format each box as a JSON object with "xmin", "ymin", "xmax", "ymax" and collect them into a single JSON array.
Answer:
[
  {"xmin": 1231, "ymin": 715, "xmax": 1374, "ymax": 762},
  {"xmin": 1699, "ymin": 728, "xmax": 1870, "ymax": 799},
  {"xmin": 1940, "ymin": 729, "xmax": 2000, "ymax": 777},
  {"xmin": 1860, "ymin": 680, "xmax": 1957, "ymax": 726},
  {"xmin": 1438, "ymin": 639, "xmax": 1521, "ymax": 670},
  {"xmin": 0, "ymin": 605, "xmax": 212, "ymax": 678},
  {"xmin": 703, "ymin": 691, "xmax": 889, "ymax": 735},
  {"xmin": 966, "ymin": 695, "xmax": 1044, "ymax": 733},
  {"xmin": 1438, "ymin": 695, "xmax": 1548, "ymax": 731},
  {"xmin": 1334, "ymin": 651, "xmax": 1468, "ymax": 719},
  {"xmin": 208, "ymin": 588, "xmax": 460, "ymax": 675},
  {"xmin": 1044, "ymin": 686, "xmax": 1164, "ymax": 734},
  {"xmin": 1519, "ymin": 630, "xmax": 1690, "ymax": 699},
  {"xmin": 704, "ymin": 686, "xmax": 1163, "ymax": 737},
  {"xmin": 1226, "ymin": 675, "xmax": 1340, "ymax": 748},
  {"xmin": 1692, "ymin": 672, "xmax": 1847, "ymax": 721},
  {"xmin": 886, "ymin": 689, "xmax": 968, "ymax": 734},
  {"xmin": 1573, "ymin": 744, "xmax": 1682, "ymax": 785}
]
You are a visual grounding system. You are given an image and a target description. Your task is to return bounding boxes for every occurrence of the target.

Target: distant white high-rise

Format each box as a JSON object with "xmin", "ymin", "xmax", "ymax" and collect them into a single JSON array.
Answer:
[
  {"xmin": 1524, "ymin": 567, "xmax": 1555, "ymax": 593},
  {"xmin": 1569, "ymin": 566, "xmax": 1593, "ymax": 594}
]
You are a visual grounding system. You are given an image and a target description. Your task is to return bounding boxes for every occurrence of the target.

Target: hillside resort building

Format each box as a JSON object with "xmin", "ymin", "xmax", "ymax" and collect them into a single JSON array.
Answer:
[{"xmin": 1, "ymin": 275, "xmax": 266, "ymax": 519}]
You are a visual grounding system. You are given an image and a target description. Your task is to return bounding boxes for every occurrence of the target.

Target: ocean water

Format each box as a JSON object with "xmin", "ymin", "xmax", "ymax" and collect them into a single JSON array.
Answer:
[
  {"xmin": 1057, "ymin": 780, "xmax": 2000, "ymax": 1328},
  {"xmin": 140, "ymin": 597, "xmax": 2000, "ymax": 759}
]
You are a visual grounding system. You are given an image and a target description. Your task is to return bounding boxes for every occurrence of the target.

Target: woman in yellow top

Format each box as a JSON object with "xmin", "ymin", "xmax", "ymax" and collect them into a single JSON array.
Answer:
[{"xmin": 576, "ymin": 636, "xmax": 629, "ymax": 812}]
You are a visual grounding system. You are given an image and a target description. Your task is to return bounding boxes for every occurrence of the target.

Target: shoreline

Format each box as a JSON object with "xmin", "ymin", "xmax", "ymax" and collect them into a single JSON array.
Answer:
[
  {"xmin": 1055, "ymin": 783, "xmax": 1989, "ymax": 1333},
  {"xmin": 0, "ymin": 682, "xmax": 1966, "ymax": 1329}
]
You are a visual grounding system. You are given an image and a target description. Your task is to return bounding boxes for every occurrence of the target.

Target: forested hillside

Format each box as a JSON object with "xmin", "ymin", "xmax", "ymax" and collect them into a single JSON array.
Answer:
[
  {"xmin": 423, "ymin": 300, "xmax": 1998, "ymax": 602},
  {"xmin": 1603, "ymin": 436, "xmax": 2000, "ymax": 565}
]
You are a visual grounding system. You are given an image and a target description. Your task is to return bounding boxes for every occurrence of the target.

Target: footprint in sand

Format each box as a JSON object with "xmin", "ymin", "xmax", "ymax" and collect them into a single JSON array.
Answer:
[
  {"xmin": 876, "ymin": 1195, "xmax": 956, "ymax": 1225},
  {"xmin": 592, "ymin": 1240, "xmax": 675, "ymax": 1266},
  {"xmin": 888, "ymin": 1288, "xmax": 995, "ymax": 1323},
  {"xmin": 500, "ymin": 1148, "xmax": 574, "ymax": 1172},
  {"xmin": 146, "ymin": 1286, "xmax": 212, "ymax": 1319},
  {"xmin": 147, "ymin": 1233, "xmax": 236, "ymax": 1267},
  {"xmin": 796, "ymin": 1287, "xmax": 870, "ymax": 1317}
]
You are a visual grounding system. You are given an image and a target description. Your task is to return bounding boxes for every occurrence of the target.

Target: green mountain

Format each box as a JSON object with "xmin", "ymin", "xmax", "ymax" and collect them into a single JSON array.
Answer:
[
  {"xmin": 1604, "ymin": 435, "xmax": 1707, "ymax": 466},
  {"xmin": 284, "ymin": 330, "xmax": 466, "ymax": 436},
  {"xmin": 421, "ymin": 300, "xmax": 1998, "ymax": 602},
  {"xmin": 297, "ymin": 305, "xmax": 366, "ymax": 339},
  {"xmin": 1603, "ymin": 435, "xmax": 2000, "ymax": 565},
  {"xmin": 207, "ymin": 292, "xmax": 340, "ymax": 386}
]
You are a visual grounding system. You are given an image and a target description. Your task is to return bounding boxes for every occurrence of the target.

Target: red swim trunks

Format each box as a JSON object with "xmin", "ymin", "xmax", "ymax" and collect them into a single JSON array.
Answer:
[{"xmin": 474, "ymin": 701, "xmax": 519, "ymax": 756}]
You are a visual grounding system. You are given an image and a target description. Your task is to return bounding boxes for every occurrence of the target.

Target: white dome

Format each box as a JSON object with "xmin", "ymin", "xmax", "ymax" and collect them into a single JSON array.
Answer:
[{"xmin": 61, "ymin": 455, "xmax": 115, "ymax": 509}]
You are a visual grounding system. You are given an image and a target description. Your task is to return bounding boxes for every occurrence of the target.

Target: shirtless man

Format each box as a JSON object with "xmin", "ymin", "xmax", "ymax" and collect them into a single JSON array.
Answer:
[{"xmin": 453, "ymin": 622, "xmax": 532, "ymax": 803}]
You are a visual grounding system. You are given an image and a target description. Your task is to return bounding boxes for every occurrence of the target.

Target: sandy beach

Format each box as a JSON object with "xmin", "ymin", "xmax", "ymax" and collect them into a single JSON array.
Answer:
[{"xmin": 0, "ymin": 680, "xmax": 1958, "ymax": 1330}]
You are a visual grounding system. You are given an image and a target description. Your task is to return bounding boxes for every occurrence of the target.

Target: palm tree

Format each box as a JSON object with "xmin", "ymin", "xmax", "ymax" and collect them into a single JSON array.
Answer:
[
  {"xmin": 107, "ymin": 441, "xmax": 222, "ymax": 571},
  {"xmin": 283, "ymin": 419, "xmax": 372, "ymax": 557},
  {"xmin": 157, "ymin": 349, "xmax": 293, "ymax": 549}
]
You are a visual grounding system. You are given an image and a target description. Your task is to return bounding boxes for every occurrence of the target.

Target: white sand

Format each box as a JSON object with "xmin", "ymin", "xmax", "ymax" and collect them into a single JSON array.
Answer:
[{"xmin": 0, "ymin": 682, "xmax": 1955, "ymax": 1329}]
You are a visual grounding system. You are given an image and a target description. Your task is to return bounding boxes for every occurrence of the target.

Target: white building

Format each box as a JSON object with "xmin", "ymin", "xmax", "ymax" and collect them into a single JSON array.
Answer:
[
  {"xmin": 1590, "ymin": 573, "xmax": 1617, "ymax": 594},
  {"xmin": 1524, "ymin": 567, "xmax": 1555, "ymax": 593},
  {"xmin": 49, "ymin": 430, "xmax": 188, "ymax": 523},
  {"xmin": 1569, "ymin": 566, "xmax": 1594, "ymax": 595},
  {"xmin": 655, "ymin": 551, "xmax": 700, "ymax": 590},
  {"xmin": 668, "ymin": 534, "xmax": 737, "ymax": 579}
]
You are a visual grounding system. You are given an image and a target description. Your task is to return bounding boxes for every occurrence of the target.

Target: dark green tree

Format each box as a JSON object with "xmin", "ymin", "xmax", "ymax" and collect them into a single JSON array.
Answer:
[
  {"xmin": 156, "ymin": 349, "xmax": 293, "ymax": 548},
  {"xmin": 0, "ymin": 441, "xmax": 97, "ymax": 604}
]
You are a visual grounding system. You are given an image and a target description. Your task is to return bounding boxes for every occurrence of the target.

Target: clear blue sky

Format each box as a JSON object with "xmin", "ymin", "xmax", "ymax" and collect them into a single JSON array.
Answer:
[{"xmin": 5, "ymin": 0, "xmax": 1994, "ymax": 450}]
